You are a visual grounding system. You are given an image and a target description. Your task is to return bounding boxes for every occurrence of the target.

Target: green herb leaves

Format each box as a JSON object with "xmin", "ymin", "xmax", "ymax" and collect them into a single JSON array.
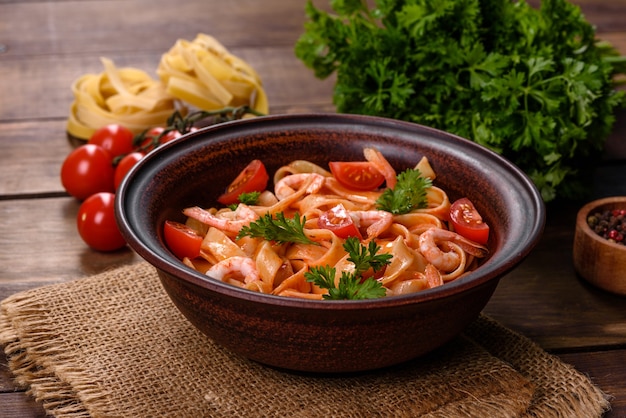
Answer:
[
  {"xmin": 237, "ymin": 212, "xmax": 314, "ymax": 244},
  {"xmin": 376, "ymin": 168, "xmax": 432, "ymax": 214},
  {"xmin": 295, "ymin": 0, "xmax": 626, "ymax": 201},
  {"xmin": 305, "ymin": 238, "xmax": 391, "ymax": 300}
]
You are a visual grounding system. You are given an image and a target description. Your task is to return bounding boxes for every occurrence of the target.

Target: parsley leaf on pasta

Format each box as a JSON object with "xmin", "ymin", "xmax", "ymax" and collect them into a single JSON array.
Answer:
[
  {"xmin": 376, "ymin": 169, "xmax": 432, "ymax": 215},
  {"xmin": 228, "ymin": 192, "xmax": 261, "ymax": 210},
  {"xmin": 237, "ymin": 212, "xmax": 314, "ymax": 244},
  {"xmin": 344, "ymin": 238, "xmax": 392, "ymax": 276},
  {"xmin": 305, "ymin": 238, "xmax": 390, "ymax": 300}
]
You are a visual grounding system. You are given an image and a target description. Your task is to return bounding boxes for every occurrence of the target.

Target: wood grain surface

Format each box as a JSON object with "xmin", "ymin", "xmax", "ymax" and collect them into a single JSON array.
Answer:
[{"xmin": 1, "ymin": 0, "xmax": 625, "ymax": 416}]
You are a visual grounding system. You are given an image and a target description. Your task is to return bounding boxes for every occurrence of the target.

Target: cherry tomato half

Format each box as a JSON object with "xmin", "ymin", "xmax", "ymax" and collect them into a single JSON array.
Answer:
[
  {"xmin": 217, "ymin": 160, "xmax": 270, "ymax": 205},
  {"xmin": 61, "ymin": 144, "xmax": 115, "ymax": 200},
  {"xmin": 164, "ymin": 220, "xmax": 203, "ymax": 260},
  {"xmin": 329, "ymin": 162, "xmax": 385, "ymax": 191},
  {"xmin": 114, "ymin": 151, "xmax": 145, "ymax": 190},
  {"xmin": 88, "ymin": 124, "xmax": 135, "ymax": 158},
  {"xmin": 317, "ymin": 204, "xmax": 363, "ymax": 239},
  {"xmin": 449, "ymin": 198, "xmax": 490, "ymax": 245},
  {"xmin": 76, "ymin": 192, "xmax": 126, "ymax": 251}
]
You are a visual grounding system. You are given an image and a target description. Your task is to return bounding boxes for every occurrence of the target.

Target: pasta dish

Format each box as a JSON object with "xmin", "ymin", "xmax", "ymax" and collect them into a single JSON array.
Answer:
[{"xmin": 163, "ymin": 147, "xmax": 489, "ymax": 300}]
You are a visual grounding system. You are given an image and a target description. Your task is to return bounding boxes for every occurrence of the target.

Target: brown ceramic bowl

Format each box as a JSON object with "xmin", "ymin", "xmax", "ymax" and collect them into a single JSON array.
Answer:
[
  {"xmin": 116, "ymin": 113, "xmax": 545, "ymax": 373},
  {"xmin": 573, "ymin": 196, "xmax": 626, "ymax": 295}
]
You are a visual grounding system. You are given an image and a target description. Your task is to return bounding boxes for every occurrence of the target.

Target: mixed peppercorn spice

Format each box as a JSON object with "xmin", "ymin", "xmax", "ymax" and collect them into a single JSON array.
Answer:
[{"xmin": 587, "ymin": 209, "xmax": 626, "ymax": 245}]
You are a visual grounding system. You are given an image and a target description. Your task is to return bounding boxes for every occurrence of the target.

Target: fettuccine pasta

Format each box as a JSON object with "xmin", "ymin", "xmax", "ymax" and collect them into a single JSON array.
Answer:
[
  {"xmin": 67, "ymin": 57, "xmax": 182, "ymax": 140},
  {"xmin": 157, "ymin": 34, "xmax": 268, "ymax": 115},
  {"xmin": 172, "ymin": 149, "xmax": 489, "ymax": 300},
  {"xmin": 67, "ymin": 33, "xmax": 267, "ymax": 140}
]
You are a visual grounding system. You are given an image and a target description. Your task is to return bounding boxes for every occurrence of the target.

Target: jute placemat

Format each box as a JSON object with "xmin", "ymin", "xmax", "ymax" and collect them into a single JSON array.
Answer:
[{"xmin": 0, "ymin": 262, "xmax": 611, "ymax": 417}]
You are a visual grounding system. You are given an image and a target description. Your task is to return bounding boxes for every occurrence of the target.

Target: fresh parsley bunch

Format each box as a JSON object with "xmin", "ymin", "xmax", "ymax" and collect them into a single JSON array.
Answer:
[{"xmin": 295, "ymin": 0, "xmax": 626, "ymax": 201}]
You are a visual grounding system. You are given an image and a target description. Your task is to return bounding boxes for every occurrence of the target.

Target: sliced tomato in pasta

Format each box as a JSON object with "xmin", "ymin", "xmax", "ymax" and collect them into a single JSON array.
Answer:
[
  {"xmin": 217, "ymin": 159, "xmax": 269, "ymax": 205},
  {"xmin": 329, "ymin": 161, "xmax": 385, "ymax": 191},
  {"xmin": 449, "ymin": 198, "xmax": 489, "ymax": 245},
  {"xmin": 318, "ymin": 204, "xmax": 363, "ymax": 239},
  {"xmin": 164, "ymin": 220, "xmax": 203, "ymax": 260}
]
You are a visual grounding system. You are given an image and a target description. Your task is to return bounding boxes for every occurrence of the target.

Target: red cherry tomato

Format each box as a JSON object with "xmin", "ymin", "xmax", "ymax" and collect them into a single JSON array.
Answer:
[
  {"xmin": 159, "ymin": 129, "xmax": 183, "ymax": 144},
  {"xmin": 139, "ymin": 127, "xmax": 164, "ymax": 152},
  {"xmin": 88, "ymin": 124, "xmax": 135, "ymax": 158},
  {"xmin": 163, "ymin": 220, "xmax": 203, "ymax": 259},
  {"xmin": 329, "ymin": 162, "xmax": 385, "ymax": 191},
  {"xmin": 114, "ymin": 151, "xmax": 145, "ymax": 189},
  {"xmin": 60, "ymin": 144, "xmax": 115, "ymax": 200},
  {"xmin": 217, "ymin": 160, "xmax": 270, "ymax": 205},
  {"xmin": 317, "ymin": 204, "xmax": 363, "ymax": 239},
  {"xmin": 449, "ymin": 198, "xmax": 490, "ymax": 245},
  {"xmin": 140, "ymin": 127, "xmax": 184, "ymax": 151},
  {"xmin": 76, "ymin": 192, "xmax": 126, "ymax": 251}
]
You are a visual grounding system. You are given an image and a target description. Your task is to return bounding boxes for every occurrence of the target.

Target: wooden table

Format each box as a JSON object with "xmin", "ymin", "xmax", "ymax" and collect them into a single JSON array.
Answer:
[{"xmin": 1, "ymin": 1, "xmax": 625, "ymax": 416}]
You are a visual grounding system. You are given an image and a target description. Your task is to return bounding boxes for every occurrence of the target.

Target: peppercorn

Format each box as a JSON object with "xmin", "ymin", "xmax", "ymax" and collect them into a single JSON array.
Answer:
[{"xmin": 587, "ymin": 209, "xmax": 626, "ymax": 245}]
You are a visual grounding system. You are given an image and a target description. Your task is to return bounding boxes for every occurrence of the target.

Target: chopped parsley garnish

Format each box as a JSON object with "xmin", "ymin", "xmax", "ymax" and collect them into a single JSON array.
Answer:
[
  {"xmin": 228, "ymin": 191, "xmax": 261, "ymax": 210},
  {"xmin": 376, "ymin": 169, "xmax": 432, "ymax": 215},
  {"xmin": 237, "ymin": 212, "xmax": 314, "ymax": 245},
  {"xmin": 305, "ymin": 238, "xmax": 391, "ymax": 300}
]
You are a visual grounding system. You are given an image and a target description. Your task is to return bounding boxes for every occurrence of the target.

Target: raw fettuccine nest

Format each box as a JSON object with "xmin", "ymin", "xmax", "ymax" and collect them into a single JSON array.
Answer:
[{"xmin": 67, "ymin": 34, "xmax": 268, "ymax": 140}]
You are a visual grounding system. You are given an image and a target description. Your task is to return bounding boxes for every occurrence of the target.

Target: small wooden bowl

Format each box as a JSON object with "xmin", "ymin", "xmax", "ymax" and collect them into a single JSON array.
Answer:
[{"xmin": 573, "ymin": 196, "xmax": 626, "ymax": 295}]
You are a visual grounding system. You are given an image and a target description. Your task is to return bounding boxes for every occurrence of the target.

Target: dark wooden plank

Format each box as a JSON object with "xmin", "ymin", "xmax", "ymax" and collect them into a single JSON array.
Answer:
[
  {"xmin": 1, "ymin": 349, "xmax": 46, "ymax": 417},
  {"xmin": 0, "ymin": 0, "xmax": 311, "ymax": 57},
  {"xmin": 0, "ymin": 197, "xmax": 142, "ymax": 283},
  {"xmin": 558, "ymin": 350, "xmax": 626, "ymax": 417},
  {"xmin": 0, "ymin": 393, "xmax": 47, "ymax": 418},
  {"xmin": 484, "ymin": 200, "xmax": 626, "ymax": 351},
  {"xmin": 0, "ymin": 121, "xmax": 74, "ymax": 196}
]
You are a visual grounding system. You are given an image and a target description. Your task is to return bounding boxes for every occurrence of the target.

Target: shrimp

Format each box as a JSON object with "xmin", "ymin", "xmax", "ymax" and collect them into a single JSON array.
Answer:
[
  {"xmin": 274, "ymin": 173, "xmax": 325, "ymax": 201},
  {"xmin": 418, "ymin": 227, "xmax": 488, "ymax": 272},
  {"xmin": 206, "ymin": 256, "xmax": 260, "ymax": 284},
  {"xmin": 364, "ymin": 147, "xmax": 397, "ymax": 189},
  {"xmin": 424, "ymin": 263, "xmax": 444, "ymax": 288},
  {"xmin": 350, "ymin": 209, "xmax": 393, "ymax": 239},
  {"xmin": 183, "ymin": 204, "xmax": 259, "ymax": 235}
]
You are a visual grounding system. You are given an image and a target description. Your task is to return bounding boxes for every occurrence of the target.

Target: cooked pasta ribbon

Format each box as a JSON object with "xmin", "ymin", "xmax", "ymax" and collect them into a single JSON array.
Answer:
[
  {"xmin": 67, "ymin": 57, "xmax": 182, "ymax": 140},
  {"xmin": 157, "ymin": 34, "xmax": 269, "ymax": 114}
]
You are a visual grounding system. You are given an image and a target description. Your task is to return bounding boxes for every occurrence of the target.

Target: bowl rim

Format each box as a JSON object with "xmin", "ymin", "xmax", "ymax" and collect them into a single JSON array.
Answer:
[
  {"xmin": 576, "ymin": 196, "xmax": 626, "ymax": 251},
  {"xmin": 116, "ymin": 113, "xmax": 546, "ymax": 310}
]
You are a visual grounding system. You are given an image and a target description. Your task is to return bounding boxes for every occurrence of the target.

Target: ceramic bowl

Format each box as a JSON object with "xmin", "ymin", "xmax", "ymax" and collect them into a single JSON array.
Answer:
[
  {"xmin": 573, "ymin": 196, "xmax": 626, "ymax": 295},
  {"xmin": 116, "ymin": 113, "xmax": 545, "ymax": 373}
]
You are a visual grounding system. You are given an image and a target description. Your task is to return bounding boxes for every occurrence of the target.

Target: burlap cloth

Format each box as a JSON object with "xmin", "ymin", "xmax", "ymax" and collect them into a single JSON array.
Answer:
[{"xmin": 0, "ymin": 263, "xmax": 611, "ymax": 418}]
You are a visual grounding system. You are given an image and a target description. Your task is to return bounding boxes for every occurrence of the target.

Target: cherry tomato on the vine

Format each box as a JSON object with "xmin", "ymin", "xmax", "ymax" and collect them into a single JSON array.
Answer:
[
  {"xmin": 449, "ymin": 198, "xmax": 490, "ymax": 245},
  {"xmin": 329, "ymin": 161, "xmax": 385, "ymax": 191},
  {"xmin": 217, "ymin": 159, "xmax": 269, "ymax": 205},
  {"xmin": 140, "ymin": 127, "xmax": 185, "ymax": 151},
  {"xmin": 61, "ymin": 144, "xmax": 115, "ymax": 200},
  {"xmin": 317, "ymin": 203, "xmax": 363, "ymax": 239},
  {"xmin": 76, "ymin": 192, "xmax": 126, "ymax": 251},
  {"xmin": 88, "ymin": 124, "xmax": 135, "ymax": 158},
  {"xmin": 159, "ymin": 129, "xmax": 183, "ymax": 144},
  {"xmin": 163, "ymin": 220, "xmax": 203, "ymax": 260},
  {"xmin": 114, "ymin": 151, "xmax": 145, "ymax": 189}
]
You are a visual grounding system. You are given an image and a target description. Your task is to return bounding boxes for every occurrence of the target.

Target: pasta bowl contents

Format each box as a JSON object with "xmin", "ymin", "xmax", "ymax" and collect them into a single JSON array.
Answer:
[
  {"xmin": 116, "ymin": 113, "xmax": 545, "ymax": 373},
  {"xmin": 165, "ymin": 149, "xmax": 490, "ymax": 300}
]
